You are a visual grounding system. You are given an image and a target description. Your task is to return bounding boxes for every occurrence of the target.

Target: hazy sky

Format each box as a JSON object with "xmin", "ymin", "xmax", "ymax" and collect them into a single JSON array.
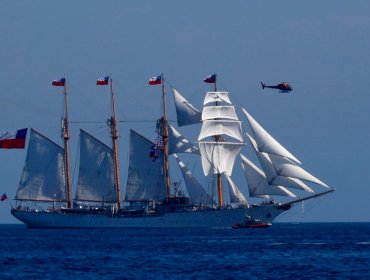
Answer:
[{"xmin": 1, "ymin": 1, "xmax": 370, "ymax": 223}]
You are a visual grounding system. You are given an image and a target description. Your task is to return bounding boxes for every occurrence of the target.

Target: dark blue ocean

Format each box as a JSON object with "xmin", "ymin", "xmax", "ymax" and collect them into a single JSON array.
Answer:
[{"xmin": 1, "ymin": 223, "xmax": 370, "ymax": 279}]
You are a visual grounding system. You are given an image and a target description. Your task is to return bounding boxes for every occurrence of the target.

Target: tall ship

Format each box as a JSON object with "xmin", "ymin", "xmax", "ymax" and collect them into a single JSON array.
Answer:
[{"xmin": 11, "ymin": 75, "xmax": 333, "ymax": 228}]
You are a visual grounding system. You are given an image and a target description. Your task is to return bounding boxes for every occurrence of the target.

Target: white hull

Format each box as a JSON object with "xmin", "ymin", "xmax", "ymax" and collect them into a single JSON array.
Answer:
[
  {"xmin": 11, "ymin": 205, "xmax": 287, "ymax": 228},
  {"xmin": 12, "ymin": 208, "xmax": 247, "ymax": 228}
]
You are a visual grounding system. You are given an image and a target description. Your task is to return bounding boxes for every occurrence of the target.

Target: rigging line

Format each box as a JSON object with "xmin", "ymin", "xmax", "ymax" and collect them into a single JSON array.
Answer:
[{"xmin": 69, "ymin": 119, "xmax": 177, "ymax": 124}]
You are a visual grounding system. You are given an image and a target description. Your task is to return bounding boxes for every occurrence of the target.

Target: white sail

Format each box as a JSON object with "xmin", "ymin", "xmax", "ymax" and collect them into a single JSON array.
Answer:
[
  {"xmin": 75, "ymin": 130, "xmax": 117, "ymax": 202},
  {"xmin": 173, "ymin": 89, "xmax": 201, "ymax": 126},
  {"xmin": 125, "ymin": 130, "xmax": 166, "ymax": 201},
  {"xmin": 203, "ymin": 91, "xmax": 231, "ymax": 105},
  {"xmin": 225, "ymin": 175, "xmax": 249, "ymax": 204},
  {"xmin": 173, "ymin": 154, "xmax": 213, "ymax": 205},
  {"xmin": 242, "ymin": 108, "xmax": 301, "ymax": 164},
  {"xmin": 247, "ymin": 134, "xmax": 313, "ymax": 192},
  {"xmin": 199, "ymin": 142, "xmax": 243, "ymax": 176},
  {"xmin": 198, "ymin": 120, "xmax": 243, "ymax": 142},
  {"xmin": 268, "ymin": 153, "xmax": 329, "ymax": 188},
  {"xmin": 15, "ymin": 129, "xmax": 66, "ymax": 202},
  {"xmin": 168, "ymin": 124, "xmax": 199, "ymax": 155},
  {"xmin": 240, "ymin": 154, "xmax": 296, "ymax": 198},
  {"xmin": 199, "ymin": 90, "xmax": 244, "ymax": 177},
  {"xmin": 202, "ymin": 106, "xmax": 238, "ymax": 121}
]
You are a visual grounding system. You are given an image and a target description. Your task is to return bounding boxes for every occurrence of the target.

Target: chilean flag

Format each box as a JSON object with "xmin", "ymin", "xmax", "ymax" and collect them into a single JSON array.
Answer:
[
  {"xmin": 203, "ymin": 74, "xmax": 217, "ymax": 83},
  {"xmin": 96, "ymin": 76, "xmax": 110, "ymax": 85},
  {"xmin": 52, "ymin": 78, "xmax": 66, "ymax": 86},
  {"xmin": 149, "ymin": 75, "xmax": 162, "ymax": 85},
  {"xmin": 0, "ymin": 128, "xmax": 28, "ymax": 149}
]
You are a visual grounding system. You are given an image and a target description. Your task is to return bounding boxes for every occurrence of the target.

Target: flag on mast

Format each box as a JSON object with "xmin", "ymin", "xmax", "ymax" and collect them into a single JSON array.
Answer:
[
  {"xmin": 0, "ymin": 128, "xmax": 27, "ymax": 149},
  {"xmin": 149, "ymin": 75, "xmax": 162, "ymax": 85},
  {"xmin": 203, "ymin": 74, "xmax": 217, "ymax": 83},
  {"xmin": 96, "ymin": 76, "xmax": 110, "ymax": 85},
  {"xmin": 52, "ymin": 78, "xmax": 66, "ymax": 86}
]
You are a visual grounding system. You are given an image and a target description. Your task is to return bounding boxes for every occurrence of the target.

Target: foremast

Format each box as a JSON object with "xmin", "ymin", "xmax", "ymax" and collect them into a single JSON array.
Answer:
[
  {"xmin": 199, "ymin": 74, "xmax": 244, "ymax": 208},
  {"xmin": 212, "ymin": 77, "xmax": 223, "ymax": 207},
  {"xmin": 205, "ymin": 74, "xmax": 223, "ymax": 207},
  {"xmin": 107, "ymin": 77, "xmax": 122, "ymax": 209}
]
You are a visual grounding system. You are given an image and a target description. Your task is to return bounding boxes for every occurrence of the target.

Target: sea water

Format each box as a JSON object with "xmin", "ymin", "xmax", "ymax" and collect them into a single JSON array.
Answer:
[{"xmin": 0, "ymin": 223, "xmax": 370, "ymax": 279}]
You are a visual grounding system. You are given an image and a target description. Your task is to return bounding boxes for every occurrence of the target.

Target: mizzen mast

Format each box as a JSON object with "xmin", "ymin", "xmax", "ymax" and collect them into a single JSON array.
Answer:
[
  {"xmin": 96, "ymin": 75, "xmax": 122, "ymax": 209},
  {"xmin": 108, "ymin": 77, "xmax": 122, "ymax": 209},
  {"xmin": 161, "ymin": 75, "xmax": 171, "ymax": 199},
  {"xmin": 52, "ymin": 76, "xmax": 72, "ymax": 208}
]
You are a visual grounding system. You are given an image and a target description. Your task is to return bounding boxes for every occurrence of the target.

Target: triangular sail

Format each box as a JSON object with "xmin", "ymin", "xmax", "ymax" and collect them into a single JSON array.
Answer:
[
  {"xmin": 173, "ymin": 154, "xmax": 213, "ymax": 205},
  {"xmin": 75, "ymin": 130, "xmax": 117, "ymax": 202},
  {"xmin": 247, "ymin": 134, "xmax": 313, "ymax": 192},
  {"xmin": 173, "ymin": 89, "xmax": 201, "ymax": 127},
  {"xmin": 15, "ymin": 129, "xmax": 66, "ymax": 202},
  {"xmin": 243, "ymin": 108, "xmax": 301, "ymax": 164},
  {"xmin": 240, "ymin": 154, "xmax": 296, "ymax": 198},
  {"xmin": 168, "ymin": 124, "xmax": 199, "ymax": 155},
  {"xmin": 125, "ymin": 130, "xmax": 166, "ymax": 201},
  {"xmin": 225, "ymin": 175, "xmax": 249, "ymax": 204},
  {"xmin": 268, "ymin": 153, "xmax": 329, "ymax": 188}
]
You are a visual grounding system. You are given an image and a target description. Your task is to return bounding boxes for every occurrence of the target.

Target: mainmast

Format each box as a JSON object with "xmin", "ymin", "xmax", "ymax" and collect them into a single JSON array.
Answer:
[
  {"xmin": 149, "ymin": 74, "xmax": 171, "ymax": 199},
  {"xmin": 52, "ymin": 76, "xmax": 72, "ymax": 208},
  {"xmin": 108, "ymin": 77, "xmax": 122, "ymax": 209}
]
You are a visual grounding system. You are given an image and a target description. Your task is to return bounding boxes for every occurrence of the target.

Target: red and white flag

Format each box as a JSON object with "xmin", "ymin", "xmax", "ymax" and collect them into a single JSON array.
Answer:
[
  {"xmin": 0, "ymin": 128, "xmax": 27, "ymax": 149},
  {"xmin": 149, "ymin": 75, "xmax": 162, "ymax": 85},
  {"xmin": 52, "ymin": 78, "xmax": 66, "ymax": 86},
  {"xmin": 96, "ymin": 76, "xmax": 109, "ymax": 85}
]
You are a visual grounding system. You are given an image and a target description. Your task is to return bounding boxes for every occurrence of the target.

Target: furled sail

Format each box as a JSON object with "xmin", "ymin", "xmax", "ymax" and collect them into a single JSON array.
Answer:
[
  {"xmin": 173, "ymin": 154, "xmax": 213, "ymax": 205},
  {"xmin": 125, "ymin": 130, "xmax": 166, "ymax": 201},
  {"xmin": 242, "ymin": 108, "xmax": 301, "ymax": 164},
  {"xmin": 75, "ymin": 130, "xmax": 117, "ymax": 202},
  {"xmin": 240, "ymin": 154, "xmax": 296, "ymax": 198},
  {"xmin": 168, "ymin": 124, "xmax": 199, "ymax": 155},
  {"xmin": 173, "ymin": 89, "xmax": 201, "ymax": 127},
  {"xmin": 225, "ymin": 175, "xmax": 249, "ymax": 204},
  {"xmin": 15, "ymin": 129, "xmax": 66, "ymax": 202}
]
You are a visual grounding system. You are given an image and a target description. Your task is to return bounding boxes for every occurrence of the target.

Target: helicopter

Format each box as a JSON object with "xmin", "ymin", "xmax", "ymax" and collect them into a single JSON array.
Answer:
[{"xmin": 261, "ymin": 81, "xmax": 293, "ymax": 93}]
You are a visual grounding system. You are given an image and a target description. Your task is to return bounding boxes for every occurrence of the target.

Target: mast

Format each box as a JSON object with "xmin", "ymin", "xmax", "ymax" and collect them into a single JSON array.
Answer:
[
  {"xmin": 161, "ymin": 75, "xmax": 171, "ymax": 198},
  {"xmin": 108, "ymin": 78, "xmax": 122, "ymax": 209},
  {"xmin": 62, "ymin": 77, "xmax": 72, "ymax": 208},
  {"xmin": 213, "ymin": 76, "xmax": 223, "ymax": 207}
]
